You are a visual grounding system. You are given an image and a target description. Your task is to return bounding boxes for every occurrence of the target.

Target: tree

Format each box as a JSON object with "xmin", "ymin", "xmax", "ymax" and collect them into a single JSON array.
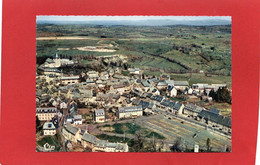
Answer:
[
  {"xmin": 133, "ymin": 130, "xmax": 146, "ymax": 152},
  {"xmin": 209, "ymin": 87, "xmax": 232, "ymax": 104},
  {"xmin": 206, "ymin": 138, "xmax": 212, "ymax": 152},
  {"xmin": 170, "ymin": 137, "xmax": 184, "ymax": 152},
  {"xmin": 36, "ymin": 116, "xmax": 41, "ymax": 132}
]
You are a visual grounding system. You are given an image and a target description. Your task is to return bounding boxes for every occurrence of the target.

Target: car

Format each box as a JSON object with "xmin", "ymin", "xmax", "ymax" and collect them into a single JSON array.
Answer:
[{"xmin": 181, "ymin": 121, "xmax": 184, "ymax": 124}]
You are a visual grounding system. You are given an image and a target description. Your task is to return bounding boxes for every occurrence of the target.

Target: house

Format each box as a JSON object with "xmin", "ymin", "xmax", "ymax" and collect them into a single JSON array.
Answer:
[
  {"xmin": 87, "ymin": 71, "xmax": 99, "ymax": 80},
  {"xmin": 172, "ymin": 103, "xmax": 185, "ymax": 114},
  {"xmin": 62, "ymin": 124, "xmax": 81, "ymax": 143},
  {"xmin": 198, "ymin": 110, "xmax": 231, "ymax": 133},
  {"xmin": 68, "ymin": 102, "xmax": 78, "ymax": 115},
  {"xmin": 128, "ymin": 68, "xmax": 140, "ymax": 75},
  {"xmin": 117, "ymin": 106, "xmax": 143, "ymax": 119},
  {"xmin": 139, "ymin": 100, "xmax": 149, "ymax": 110},
  {"xmin": 81, "ymin": 132, "xmax": 98, "ymax": 148},
  {"xmin": 81, "ymin": 133, "xmax": 129, "ymax": 152},
  {"xmin": 73, "ymin": 115, "xmax": 83, "ymax": 125},
  {"xmin": 93, "ymin": 140, "xmax": 129, "ymax": 152},
  {"xmin": 100, "ymin": 71, "xmax": 109, "ymax": 80},
  {"xmin": 40, "ymin": 68, "xmax": 61, "ymax": 76},
  {"xmin": 36, "ymin": 107, "xmax": 57, "ymax": 121},
  {"xmin": 41, "ymin": 58, "xmax": 60, "ymax": 68},
  {"xmin": 165, "ymin": 80, "xmax": 174, "ymax": 86},
  {"xmin": 43, "ymin": 122, "xmax": 56, "ymax": 136},
  {"xmin": 96, "ymin": 80, "xmax": 105, "ymax": 88},
  {"xmin": 151, "ymin": 95, "xmax": 164, "ymax": 103},
  {"xmin": 183, "ymin": 103, "xmax": 204, "ymax": 119},
  {"xmin": 95, "ymin": 109, "xmax": 105, "ymax": 123},
  {"xmin": 60, "ymin": 76, "xmax": 80, "ymax": 85},
  {"xmin": 60, "ymin": 101, "xmax": 68, "ymax": 109},
  {"xmin": 65, "ymin": 114, "xmax": 74, "ymax": 124},
  {"xmin": 174, "ymin": 81, "xmax": 189, "ymax": 91},
  {"xmin": 157, "ymin": 80, "xmax": 167, "ymax": 89},
  {"xmin": 160, "ymin": 74, "xmax": 170, "ymax": 80},
  {"xmin": 112, "ymin": 83, "xmax": 126, "ymax": 94},
  {"xmin": 167, "ymin": 86, "xmax": 177, "ymax": 97},
  {"xmin": 188, "ymin": 88, "xmax": 193, "ymax": 95},
  {"xmin": 141, "ymin": 80, "xmax": 151, "ymax": 89}
]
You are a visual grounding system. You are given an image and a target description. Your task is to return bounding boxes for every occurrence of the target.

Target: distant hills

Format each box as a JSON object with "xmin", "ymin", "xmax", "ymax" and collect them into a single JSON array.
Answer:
[{"xmin": 37, "ymin": 18, "xmax": 231, "ymax": 26}]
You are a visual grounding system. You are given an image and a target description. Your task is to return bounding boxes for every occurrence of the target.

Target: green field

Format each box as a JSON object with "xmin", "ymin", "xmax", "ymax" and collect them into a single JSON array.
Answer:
[
  {"xmin": 99, "ymin": 123, "xmax": 165, "ymax": 139},
  {"xmin": 36, "ymin": 24, "xmax": 231, "ymax": 86}
]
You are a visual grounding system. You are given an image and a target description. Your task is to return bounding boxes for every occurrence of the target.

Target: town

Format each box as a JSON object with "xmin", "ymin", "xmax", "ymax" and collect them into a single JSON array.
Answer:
[{"xmin": 36, "ymin": 52, "xmax": 231, "ymax": 152}]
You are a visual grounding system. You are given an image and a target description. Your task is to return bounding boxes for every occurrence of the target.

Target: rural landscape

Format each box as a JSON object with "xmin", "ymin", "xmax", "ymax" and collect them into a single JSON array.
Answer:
[{"xmin": 36, "ymin": 16, "xmax": 232, "ymax": 152}]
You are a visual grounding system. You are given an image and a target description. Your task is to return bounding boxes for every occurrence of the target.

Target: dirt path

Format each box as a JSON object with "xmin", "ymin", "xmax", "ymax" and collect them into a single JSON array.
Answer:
[{"xmin": 36, "ymin": 36, "xmax": 99, "ymax": 40}]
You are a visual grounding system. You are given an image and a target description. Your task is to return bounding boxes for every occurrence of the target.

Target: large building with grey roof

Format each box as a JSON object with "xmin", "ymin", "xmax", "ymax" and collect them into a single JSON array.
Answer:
[
  {"xmin": 94, "ymin": 109, "xmax": 105, "ymax": 123},
  {"xmin": 62, "ymin": 124, "xmax": 81, "ymax": 143},
  {"xmin": 183, "ymin": 103, "xmax": 204, "ymax": 118},
  {"xmin": 36, "ymin": 107, "xmax": 57, "ymax": 121},
  {"xmin": 198, "ymin": 109, "xmax": 231, "ymax": 133},
  {"xmin": 43, "ymin": 122, "xmax": 56, "ymax": 136},
  {"xmin": 117, "ymin": 106, "xmax": 143, "ymax": 119}
]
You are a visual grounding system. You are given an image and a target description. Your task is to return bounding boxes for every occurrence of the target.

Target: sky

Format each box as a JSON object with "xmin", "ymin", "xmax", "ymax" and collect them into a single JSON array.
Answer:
[{"xmin": 36, "ymin": 16, "xmax": 231, "ymax": 26}]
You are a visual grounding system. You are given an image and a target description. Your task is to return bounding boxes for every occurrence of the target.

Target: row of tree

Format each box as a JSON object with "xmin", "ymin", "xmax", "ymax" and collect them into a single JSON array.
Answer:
[{"xmin": 209, "ymin": 87, "xmax": 232, "ymax": 104}]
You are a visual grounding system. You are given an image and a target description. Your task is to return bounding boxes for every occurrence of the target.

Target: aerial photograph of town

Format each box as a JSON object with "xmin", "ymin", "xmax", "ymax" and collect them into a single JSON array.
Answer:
[{"xmin": 36, "ymin": 16, "xmax": 232, "ymax": 152}]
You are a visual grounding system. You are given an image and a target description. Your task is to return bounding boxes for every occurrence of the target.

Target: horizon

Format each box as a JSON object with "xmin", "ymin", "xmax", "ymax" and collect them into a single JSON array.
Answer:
[{"xmin": 36, "ymin": 16, "xmax": 231, "ymax": 26}]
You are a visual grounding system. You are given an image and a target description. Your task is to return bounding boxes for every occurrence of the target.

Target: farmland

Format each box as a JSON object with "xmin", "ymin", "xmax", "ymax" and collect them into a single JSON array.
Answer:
[{"xmin": 37, "ymin": 24, "xmax": 231, "ymax": 88}]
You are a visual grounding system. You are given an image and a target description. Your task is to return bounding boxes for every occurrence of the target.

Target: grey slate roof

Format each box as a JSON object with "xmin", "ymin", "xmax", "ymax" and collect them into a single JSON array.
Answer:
[
  {"xmin": 174, "ymin": 81, "xmax": 189, "ymax": 86},
  {"xmin": 141, "ymin": 80, "xmax": 151, "ymax": 87},
  {"xmin": 209, "ymin": 108, "xmax": 220, "ymax": 115},
  {"xmin": 198, "ymin": 110, "xmax": 231, "ymax": 128},
  {"xmin": 46, "ymin": 58, "xmax": 54, "ymax": 63},
  {"xmin": 64, "ymin": 124, "xmax": 79, "ymax": 135},
  {"xmin": 151, "ymin": 95, "xmax": 164, "ymax": 102},
  {"xmin": 95, "ymin": 109, "xmax": 105, "ymax": 117},
  {"xmin": 184, "ymin": 103, "xmax": 203, "ymax": 113},
  {"xmin": 157, "ymin": 81, "xmax": 167, "ymax": 86},
  {"xmin": 36, "ymin": 107, "xmax": 57, "ymax": 113},
  {"xmin": 172, "ymin": 103, "xmax": 183, "ymax": 111},
  {"xmin": 139, "ymin": 100, "xmax": 149, "ymax": 109},
  {"xmin": 118, "ymin": 106, "xmax": 142, "ymax": 113},
  {"xmin": 43, "ymin": 122, "xmax": 56, "ymax": 130},
  {"xmin": 81, "ymin": 133, "xmax": 97, "ymax": 144}
]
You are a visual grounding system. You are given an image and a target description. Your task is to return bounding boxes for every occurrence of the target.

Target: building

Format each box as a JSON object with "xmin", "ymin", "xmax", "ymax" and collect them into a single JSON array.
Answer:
[
  {"xmin": 157, "ymin": 80, "xmax": 168, "ymax": 89},
  {"xmin": 60, "ymin": 101, "xmax": 68, "ymax": 109},
  {"xmin": 95, "ymin": 109, "xmax": 105, "ymax": 123},
  {"xmin": 62, "ymin": 124, "xmax": 81, "ymax": 143},
  {"xmin": 60, "ymin": 76, "xmax": 80, "ymax": 85},
  {"xmin": 167, "ymin": 86, "xmax": 177, "ymax": 97},
  {"xmin": 39, "ymin": 68, "xmax": 61, "ymax": 76},
  {"xmin": 117, "ymin": 106, "xmax": 143, "ymax": 119},
  {"xmin": 93, "ymin": 141, "xmax": 129, "ymax": 152},
  {"xmin": 68, "ymin": 102, "xmax": 78, "ymax": 115},
  {"xmin": 36, "ymin": 107, "xmax": 57, "ymax": 121},
  {"xmin": 73, "ymin": 115, "xmax": 83, "ymax": 125},
  {"xmin": 183, "ymin": 103, "xmax": 204, "ymax": 119},
  {"xmin": 87, "ymin": 71, "xmax": 99, "ymax": 80},
  {"xmin": 172, "ymin": 103, "xmax": 185, "ymax": 114},
  {"xmin": 174, "ymin": 81, "xmax": 189, "ymax": 91},
  {"xmin": 41, "ymin": 53, "xmax": 74, "ymax": 68},
  {"xmin": 128, "ymin": 68, "xmax": 140, "ymax": 75},
  {"xmin": 81, "ymin": 133, "xmax": 129, "ymax": 152},
  {"xmin": 81, "ymin": 132, "xmax": 97, "ymax": 148},
  {"xmin": 43, "ymin": 122, "xmax": 56, "ymax": 136},
  {"xmin": 198, "ymin": 110, "xmax": 231, "ymax": 133}
]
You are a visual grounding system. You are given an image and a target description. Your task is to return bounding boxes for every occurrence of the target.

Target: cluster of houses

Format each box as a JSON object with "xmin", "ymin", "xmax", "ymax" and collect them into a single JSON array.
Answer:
[
  {"xmin": 62, "ymin": 124, "xmax": 128, "ymax": 152},
  {"xmin": 36, "ymin": 53, "xmax": 232, "ymax": 151}
]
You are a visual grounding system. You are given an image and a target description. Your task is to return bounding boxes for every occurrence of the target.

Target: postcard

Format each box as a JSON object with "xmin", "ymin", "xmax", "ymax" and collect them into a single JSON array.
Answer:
[{"xmin": 36, "ymin": 16, "xmax": 232, "ymax": 153}]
